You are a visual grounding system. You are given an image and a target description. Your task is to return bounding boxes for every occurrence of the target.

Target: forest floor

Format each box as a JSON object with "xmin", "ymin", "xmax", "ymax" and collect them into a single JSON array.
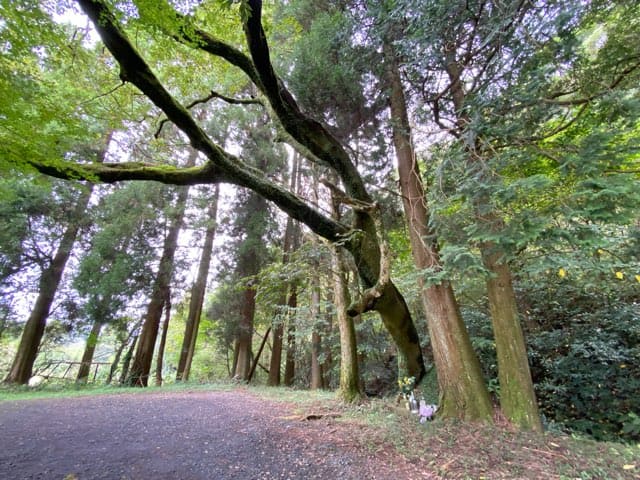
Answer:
[{"xmin": 0, "ymin": 384, "xmax": 638, "ymax": 479}]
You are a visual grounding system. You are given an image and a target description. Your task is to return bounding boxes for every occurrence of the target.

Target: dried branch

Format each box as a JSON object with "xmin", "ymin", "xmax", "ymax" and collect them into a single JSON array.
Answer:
[{"xmin": 154, "ymin": 90, "xmax": 263, "ymax": 138}]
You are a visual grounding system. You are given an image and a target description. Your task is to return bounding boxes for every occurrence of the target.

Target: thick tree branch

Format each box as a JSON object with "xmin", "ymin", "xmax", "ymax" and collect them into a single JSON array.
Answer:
[
  {"xmin": 61, "ymin": 0, "xmax": 350, "ymax": 244},
  {"xmin": 242, "ymin": 0, "xmax": 371, "ymax": 203},
  {"xmin": 29, "ymin": 160, "xmax": 221, "ymax": 185}
]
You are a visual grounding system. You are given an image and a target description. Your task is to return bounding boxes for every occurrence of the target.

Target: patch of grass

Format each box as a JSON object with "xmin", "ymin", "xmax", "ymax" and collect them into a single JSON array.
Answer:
[{"xmin": 0, "ymin": 380, "xmax": 234, "ymax": 402}]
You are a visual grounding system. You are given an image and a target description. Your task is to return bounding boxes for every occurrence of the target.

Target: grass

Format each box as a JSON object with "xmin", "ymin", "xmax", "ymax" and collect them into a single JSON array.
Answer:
[
  {"xmin": 1, "ymin": 382, "xmax": 639, "ymax": 479},
  {"xmin": 0, "ymin": 379, "xmax": 235, "ymax": 401}
]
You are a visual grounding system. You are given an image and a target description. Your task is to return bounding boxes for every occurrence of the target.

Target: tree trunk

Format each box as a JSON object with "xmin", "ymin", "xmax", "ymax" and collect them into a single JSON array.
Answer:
[
  {"xmin": 119, "ymin": 333, "xmax": 138, "ymax": 385},
  {"xmin": 268, "ymin": 306, "xmax": 285, "ymax": 386},
  {"xmin": 127, "ymin": 184, "xmax": 189, "ymax": 386},
  {"xmin": 76, "ymin": 320, "xmax": 103, "ymax": 384},
  {"xmin": 4, "ymin": 182, "xmax": 94, "ymax": 385},
  {"xmin": 444, "ymin": 53, "xmax": 541, "ymax": 429},
  {"xmin": 248, "ymin": 327, "xmax": 270, "ymax": 383},
  {"xmin": 269, "ymin": 154, "xmax": 301, "ymax": 387},
  {"xmin": 154, "ymin": 287, "xmax": 171, "ymax": 386},
  {"xmin": 283, "ymin": 287, "xmax": 297, "ymax": 386},
  {"xmin": 234, "ymin": 287, "xmax": 256, "ymax": 380},
  {"xmin": 386, "ymin": 44, "xmax": 493, "ymax": 420},
  {"xmin": 332, "ymin": 246, "xmax": 362, "ymax": 402},
  {"xmin": 107, "ymin": 319, "xmax": 142, "ymax": 385},
  {"xmin": 309, "ymin": 253, "xmax": 324, "ymax": 390},
  {"xmin": 482, "ymin": 244, "xmax": 542, "ymax": 431},
  {"xmin": 176, "ymin": 186, "xmax": 219, "ymax": 381}
]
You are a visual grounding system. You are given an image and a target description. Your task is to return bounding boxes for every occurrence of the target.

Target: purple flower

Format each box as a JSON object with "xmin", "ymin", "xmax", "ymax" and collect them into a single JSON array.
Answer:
[{"xmin": 419, "ymin": 401, "xmax": 437, "ymax": 421}]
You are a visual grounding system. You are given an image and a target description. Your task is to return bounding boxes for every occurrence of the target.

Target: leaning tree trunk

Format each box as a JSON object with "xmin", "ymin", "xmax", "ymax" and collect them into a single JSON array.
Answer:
[
  {"xmin": 4, "ymin": 182, "xmax": 94, "ymax": 385},
  {"xmin": 176, "ymin": 186, "xmax": 219, "ymax": 382},
  {"xmin": 46, "ymin": 0, "xmax": 428, "ymax": 391},
  {"xmin": 386, "ymin": 45, "xmax": 493, "ymax": 420},
  {"xmin": 119, "ymin": 333, "xmax": 139, "ymax": 385},
  {"xmin": 127, "ymin": 183, "xmax": 189, "ymax": 386},
  {"xmin": 76, "ymin": 319, "xmax": 103, "ymax": 384},
  {"xmin": 107, "ymin": 319, "xmax": 142, "ymax": 385}
]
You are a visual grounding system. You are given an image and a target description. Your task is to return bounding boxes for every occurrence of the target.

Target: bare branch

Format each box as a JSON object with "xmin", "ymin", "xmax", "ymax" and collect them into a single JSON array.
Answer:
[{"xmin": 154, "ymin": 90, "xmax": 263, "ymax": 138}]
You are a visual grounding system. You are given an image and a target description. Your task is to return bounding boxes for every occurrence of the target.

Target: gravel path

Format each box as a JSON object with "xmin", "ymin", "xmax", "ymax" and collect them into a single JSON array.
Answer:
[{"xmin": 0, "ymin": 389, "xmax": 429, "ymax": 480}]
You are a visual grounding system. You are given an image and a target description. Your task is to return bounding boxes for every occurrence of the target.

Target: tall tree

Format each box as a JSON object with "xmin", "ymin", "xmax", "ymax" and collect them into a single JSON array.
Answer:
[
  {"xmin": 176, "ymin": 186, "xmax": 220, "ymax": 382},
  {"xmin": 268, "ymin": 153, "xmax": 301, "ymax": 386},
  {"xmin": 25, "ymin": 0, "xmax": 427, "ymax": 389},
  {"xmin": 4, "ymin": 182, "xmax": 93, "ymax": 385},
  {"xmin": 127, "ymin": 181, "xmax": 190, "ymax": 386},
  {"xmin": 75, "ymin": 181, "xmax": 163, "ymax": 383}
]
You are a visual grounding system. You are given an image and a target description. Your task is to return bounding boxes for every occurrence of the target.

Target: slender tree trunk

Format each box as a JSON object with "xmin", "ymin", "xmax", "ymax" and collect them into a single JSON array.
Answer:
[
  {"xmin": 268, "ymin": 154, "xmax": 301, "ymax": 386},
  {"xmin": 268, "ymin": 303, "xmax": 285, "ymax": 386},
  {"xmin": 231, "ymin": 340, "xmax": 240, "ymax": 378},
  {"xmin": 330, "ymin": 188, "xmax": 361, "ymax": 401},
  {"xmin": 283, "ymin": 287, "xmax": 297, "ymax": 386},
  {"xmin": 248, "ymin": 327, "xmax": 270, "ymax": 383},
  {"xmin": 127, "ymin": 183, "xmax": 189, "ymax": 386},
  {"xmin": 234, "ymin": 287, "xmax": 256, "ymax": 380},
  {"xmin": 76, "ymin": 320, "xmax": 103, "ymax": 384},
  {"xmin": 310, "ymin": 330, "xmax": 323, "ymax": 389},
  {"xmin": 154, "ymin": 287, "xmax": 172, "ymax": 386},
  {"xmin": 482, "ymin": 242, "xmax": 542, "ymax": 431},
  {"xmin": 332, "ymin": 245, "xmax": 362, "ymax": 402},
  {"xmin": 386, "ymin": 45, "xmax": 493, "ymax": 420},
  {"xmin": 176, "ymin": 186, "xmax": 219, "ymax": 381},
  {"xmin": 4, "ymin": 182, "xmax": 94, "ymax": 385},
  {"xmin": 119, "ymin": 333, "xmax": 138, "ymax": 385},
  {"xmin": 309, "ymin": 270, "xmax": 324, "ymax": 389},
  {"xmin": 107, "ymin": 319, "xmax": 142, "ymax": 385},
  {"xmin": 443, "ymin": 55, "xmax": 542, "ymax": 430}
]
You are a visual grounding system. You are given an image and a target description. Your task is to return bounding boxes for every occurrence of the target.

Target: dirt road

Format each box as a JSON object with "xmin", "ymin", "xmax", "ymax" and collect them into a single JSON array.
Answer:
[{"xmin": 0, "ymin": 389, "xmax": 428, "ymax": 480}]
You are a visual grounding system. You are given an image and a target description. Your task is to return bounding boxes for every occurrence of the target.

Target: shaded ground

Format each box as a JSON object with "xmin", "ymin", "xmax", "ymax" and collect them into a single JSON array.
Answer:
[{"xmin": 0, "ymin": 389, "xmax": 430, "ymax": 480}]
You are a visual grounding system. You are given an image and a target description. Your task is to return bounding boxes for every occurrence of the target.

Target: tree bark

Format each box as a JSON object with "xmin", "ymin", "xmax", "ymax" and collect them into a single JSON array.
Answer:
[
  {"xmin": 482, "ymin": 243, "xmax": 542, "ymax": 431},
  {"xmin": 332, "ymin": 246, "xmax": 362, "ymax": 402},
  {"xmin": 4, "ymin": 182, "xmax": 94, "ymax": 385},
  {"xmin": 283, "ymin": 287, "xmax": 297, "ymax": 386},
  {"xmin": 234, "ymin": 286, "xmax": 256, "ymax": 380},
  {"xmin": 268, "ymin": 153, "xmax": 301, "ymax": 387},
  {"xmin": 154, "ymin": 287, "xmax": 172, "ymax": 386},
  {"xmin": 76, "ymin": 320, "xmax": 103, "ymax": 384},
  {"xmin": 119, "ymin": 333, "xmax": 138, "ymax": 385},
  {"xmin": 176, "ymin": 186, "xmax": 219, "ymax": 382},
  {"xmin": 127, "ymin": 184, "xmax": 189, "ymax": 386},
  {"xmin": 385, "ymin": 44, "xmax": 493, "ymax": 420},
  {"xmin": 443, "ymin": 53, "xmax": 542, "ymax": 430},
  {"xmin": 310, "ymin": 330, "xmax": 323, "ymax": 389},
  {"xmin": 107, "ymin": 319, "xmax": 142, "ymax": 385}
]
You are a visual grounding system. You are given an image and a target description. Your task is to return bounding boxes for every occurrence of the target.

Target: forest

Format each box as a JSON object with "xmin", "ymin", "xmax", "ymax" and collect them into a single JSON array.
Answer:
[{"xmin": 0, "ymin": 0, "xmax": 639, "ymax": 446}]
